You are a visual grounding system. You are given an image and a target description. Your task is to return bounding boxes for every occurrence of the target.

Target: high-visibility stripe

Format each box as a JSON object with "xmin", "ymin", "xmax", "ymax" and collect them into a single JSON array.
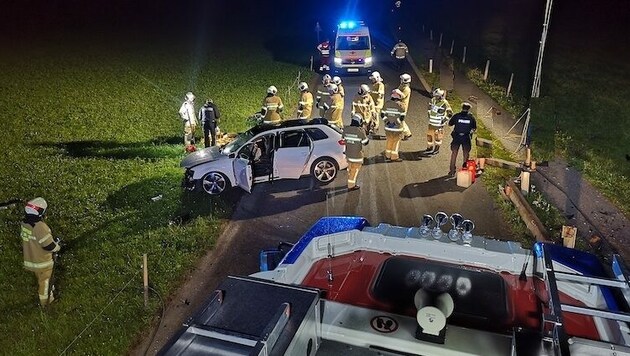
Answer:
[
  {"xmin": 385, "ymin": 127, "xmax": 404, "ymax": 132},
  {"xmin": 38, "ymin": 233, "xmax": 52, "ymax": 243},
  {"xmin": 24, "ymin": 260, "xmax": 54, "ymax": 269},
  {"xmin": 345, "ymin": 137, "xmax": 363, "ymax": 143},
  {"xmin": 348, "ymin": 157, "xmax": 363, "ymax": 163}
]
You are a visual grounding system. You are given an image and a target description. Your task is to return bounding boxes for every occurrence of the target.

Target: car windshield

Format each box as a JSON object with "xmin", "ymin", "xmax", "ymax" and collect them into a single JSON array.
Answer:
[
  {"xmin": 222, "ymin": 131, "xmax": 254, "ymax": 154},
  {"xmin": 336, "ymin": 35, "xmax": 370, "ymax": 51}
]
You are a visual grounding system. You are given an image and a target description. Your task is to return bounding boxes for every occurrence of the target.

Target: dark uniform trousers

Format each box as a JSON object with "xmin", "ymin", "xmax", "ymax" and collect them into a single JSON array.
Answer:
[
  {"xmin": 450, "ymin": 133, "xmax": 472, "ymax": 174},
  {"xmin": 203, "ymin": 120, "xmax": 217, "ymax": 147}
]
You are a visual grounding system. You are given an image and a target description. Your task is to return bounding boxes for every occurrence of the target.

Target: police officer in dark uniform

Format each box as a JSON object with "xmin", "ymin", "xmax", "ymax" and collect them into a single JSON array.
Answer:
[
  {"xmin": 199, "ymin": 99, "xmax": 221, "ymax": 147},
  {"xmin": 448, "ymin": 102, "xmax": 477, "ymax": 176}
]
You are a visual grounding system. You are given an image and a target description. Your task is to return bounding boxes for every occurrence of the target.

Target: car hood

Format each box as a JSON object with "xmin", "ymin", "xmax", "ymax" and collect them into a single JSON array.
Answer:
[{"xmin": 180, "ymin": 146, "xmax": 225, "ymax": 168}]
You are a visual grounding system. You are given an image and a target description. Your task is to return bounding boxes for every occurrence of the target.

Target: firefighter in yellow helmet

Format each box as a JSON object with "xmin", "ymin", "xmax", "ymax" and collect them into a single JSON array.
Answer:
[
  {"xmin": 381, "ymin": 89, "xmax": 406, "ymax": 161},
  {"xmin": 342, "ymin": 114, "xmax": 369, "ymax": 191},
  {"xmin": 21, "ymin": 197, "xmax": 60, "ymax": 306},
  {"xmin": 369, "ymin": 71, "xmax": 385, "ymax": 132},
  {"xmin": 261, "ymin": 86, "xmax": 284, "ymax": 124},
  {"xmin": 324, "ymin": 83, "xmax": 344, "ymax": 128},
  {"xmin": 425, "ymin": 88, "xmax": 453, "ymax": 155},
  {"xmin": 398, "ymin": 73, "xmax": 412, "ymax": 140},
  {"xmin": 296, "ymin": 82, "xmax": 313, "ymax": 121},
  {"xmin": 352, "ymin": 84, "xmax": 377, "ymax": 135},
  {"xmin": 316, "ymin": 74, "xmax": 332, "ymax": 118},
  {"xmin": 179, "ymin": 91, "xmax": 197, "ymax": 147}
]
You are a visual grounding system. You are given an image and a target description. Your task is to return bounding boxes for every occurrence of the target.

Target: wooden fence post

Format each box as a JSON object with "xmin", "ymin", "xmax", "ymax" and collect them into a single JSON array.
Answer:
[
  {"xmin": 506, "ymin": 73, "xmax": 514, "ymax": 96},
  {"xmin": 438, "ymin": 33, "xmax": 443, "ymax": 47},
  {"xmin": 143, "ymin": 254, "xmax": 149, "ymax": 307},
  {"xmin": 450, "ymin": 39, "xmax": 454, "ymax": 55},
  {"xmin": 462, "ymin": 46, "xmax": 467, "ymax": 64},
  {"xmin": 483, "ymin": 60, "xmax": 490, "ymax": 81},
  {"xmin": 429, "ymin": 59, "xmax": 433, "ymax": 73}
]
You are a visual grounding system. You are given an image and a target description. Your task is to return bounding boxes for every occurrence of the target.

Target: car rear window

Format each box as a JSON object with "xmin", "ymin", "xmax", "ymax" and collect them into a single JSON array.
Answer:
[{"xmin": 305, "ymin": 128, "xmax": 329, "ymax": 141}]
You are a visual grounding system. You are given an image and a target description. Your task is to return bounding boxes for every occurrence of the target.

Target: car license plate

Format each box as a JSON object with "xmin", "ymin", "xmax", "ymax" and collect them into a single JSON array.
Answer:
[{"xmin": 347, "ymin": 68, "xmax": 359, "ymax": 73}]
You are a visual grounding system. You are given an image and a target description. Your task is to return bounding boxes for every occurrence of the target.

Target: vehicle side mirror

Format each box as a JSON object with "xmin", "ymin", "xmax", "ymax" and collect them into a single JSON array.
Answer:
[{"xmin": 228, "ymin": 153, "xmax": 236, "ymax": 159}]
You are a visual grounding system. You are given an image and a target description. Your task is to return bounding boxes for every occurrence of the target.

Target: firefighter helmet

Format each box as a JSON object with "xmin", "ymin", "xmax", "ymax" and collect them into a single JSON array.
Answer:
[
  {"xmin": 328, "ymin": 83, "xmax": 339, "ymax": 94},
  {"xmin": 298, "ymin": 82, "xmax": 309, "ymax": 91},
  {"xmin": 432, "ymin": 88, "xmax": 445, "ymax": 99},
  {"xmin": 332, "ymin": 76, "xmax": 342, "ymax": 85},
  {"xmin": 322, "ymin": 74, "xmax": 332, "ymax": 84},
  {"xmin": 267, "ymin": 86, "xmax": 278, "ymax": 95},
  {"xmin": 25, "ymin": 197, "xmax": 47, "ymax": 217},
  {"xmin": 369, "ymin": 71, "xmax": 382, "ymax": 82},
  {"xmin": 400, "ymin": 73, "xmax": 411, "ymax": 84},
  {"xmin": 351, "ymin": 113, "xmax": 364, "ymax": 125},
  {"xmin": 391, "ymin": 89, "xmax": 403, "ymax": 99},
  {"xmin": 359, "ymin": 84, "xmax": 370, "ymax": 96},
  {"xmin": 185, "ymin": 92, "xmax": 195, "ymax": 101}
]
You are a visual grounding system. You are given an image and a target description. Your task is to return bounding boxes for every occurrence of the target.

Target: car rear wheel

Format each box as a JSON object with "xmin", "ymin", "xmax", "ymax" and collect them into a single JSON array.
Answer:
[
  {"xmin": 201, "ymin": 172, "xmax": 229, "ymax": 195},
  {"xmin": 311, "ymin": 157, "xmax": 338, "ymax": 184}
]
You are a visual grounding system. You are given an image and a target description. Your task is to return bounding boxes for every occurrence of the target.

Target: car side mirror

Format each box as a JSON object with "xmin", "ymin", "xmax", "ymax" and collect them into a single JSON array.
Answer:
[{"xmin": 228, "ymin": 153, "xmax": 236, "ymax": 159}]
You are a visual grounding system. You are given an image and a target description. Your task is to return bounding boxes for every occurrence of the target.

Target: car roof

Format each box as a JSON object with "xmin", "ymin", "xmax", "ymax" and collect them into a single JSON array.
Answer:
[{"xmin": 249, "ymin": 118, "xmax": 335, "ymax": 135}]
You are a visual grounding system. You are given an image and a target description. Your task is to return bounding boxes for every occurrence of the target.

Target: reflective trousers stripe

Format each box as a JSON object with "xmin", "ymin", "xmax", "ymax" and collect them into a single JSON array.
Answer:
[{"xmin": 24, "ymin": 260, "xmax": 54, "ymax": 269}]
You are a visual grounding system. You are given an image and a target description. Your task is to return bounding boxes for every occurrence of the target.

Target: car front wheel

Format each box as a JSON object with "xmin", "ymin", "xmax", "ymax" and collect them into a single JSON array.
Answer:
[
  {"xmin": 201, "ymin": 172, "xmax": 229, "ymax": 195},
  {"xmin": 311, "ymin": 157, "xmax": 338, "ymax": 184}
]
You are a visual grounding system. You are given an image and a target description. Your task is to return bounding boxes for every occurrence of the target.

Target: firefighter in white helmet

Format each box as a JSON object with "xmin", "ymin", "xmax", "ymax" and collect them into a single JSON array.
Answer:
[
  {"xmin": 21, "ymin": 197, "xmax": 60, "ymax": 306},
  {"xmin": 296, "ymin": 82, "xmax": 313, "ymax": 121},
  {"xmin": 179, "ymin": 92, "xmax": 197, "ymax": 147},
  {"xmin": 332, "ymin": 76, "xmax": 345, "ymax": 98},
  {"xmin": 369, "ymin": 71, "xmax": 385, "ymax": 133},
  {"xmin": 351, "ymin": 84, "xmax": 377, "ymax": 135},
  {"xmin": 343, "ymin": 114, "xmax": 369, "ymax": 191},
  {"xmin": 261, "ymin": 86, "xmax": 284, "ymax": 124},
  {"xmin": 381, "ymin": 89, "xmax": 406, "ymax": 161},
  {"xmin": 323, "ymin": 83, "xmax": 344, "ymax": 128},
  {"xmin": 398, "ymin": 74, "xmax": 413, "ymax": 139},
  {"xmin": 425, "ymin": 88, "xmax": 453, "ymax": 155},
  {"xmin": 316, "ymin": 74, "xmax": 332, "ymax": 118}
]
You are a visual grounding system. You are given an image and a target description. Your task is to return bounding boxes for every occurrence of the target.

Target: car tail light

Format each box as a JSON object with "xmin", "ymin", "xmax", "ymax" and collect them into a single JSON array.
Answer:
[{"xmin": 338, "ymin": 139, "xmax": 346, "ymax": 145}]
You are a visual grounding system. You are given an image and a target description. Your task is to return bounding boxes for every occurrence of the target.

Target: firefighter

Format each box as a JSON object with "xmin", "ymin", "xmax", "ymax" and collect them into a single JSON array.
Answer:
[
  {"xmin": 198, "ymin": 99, "xmax": 221, "ymax": 147},
  {"xmin": 316, "ymin": 74, "xmax": 332, "ymax": 118},
  {"xmin": 179, "ymin": 92, "xmax": 197, "ymax": 147},
  {"xmin": 448, "ymin": 102, "xmax": 477, "ymax": 176},
  {"xmin": 332, "ymin": 76, "xmax": 345, "ymax": 98},
  {"xmin": 381, "ymin": 89, "xmax": 406, "ymax": 161},
  {"xmin": 398, "ymin": 73, "xmax": 413, "ymax": 140},
  {"xmin": 324, "ymin": 83, "xmax": 344, "ymax": 128},
  {"xmin": 351, "ymin": 84, "xmax": 377, "ymax": 135},
  {"xmin": 21, "ymin": 197, "xmax": 61, "ymax": 306},
  {"xmin": 425, "ymin": 88, "xmax": 453, "ymax": 155},
  {"xmin": 343, "ymin": 114, "xmax": 369, "ymax": 191},
  {"xmin": 317, "ymin": 39, "xmax": 331, "ymax": 72},
  {"xmin": 297, "ymin": 82, "xmax": 313, "ymax": 121},
  {"xmin": 391, "ymin": 40, "xmax": 408, "ymax": 70},
  {"xmin": 369, "ymin": 71, "xmax": 385, "ymax": 133},
  {"xmin": 261, "ymin": 86, "xmax": 284, "ymax": 124}
]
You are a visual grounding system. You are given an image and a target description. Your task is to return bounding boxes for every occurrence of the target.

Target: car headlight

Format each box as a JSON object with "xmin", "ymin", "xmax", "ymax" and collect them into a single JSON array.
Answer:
[
  {"xmin": 334, "ymin": 57, "xmax": 342, "ymax": 65},
  {"xmin": 365, "ymin": 56, "xmax": 373, "ymax": 64}
]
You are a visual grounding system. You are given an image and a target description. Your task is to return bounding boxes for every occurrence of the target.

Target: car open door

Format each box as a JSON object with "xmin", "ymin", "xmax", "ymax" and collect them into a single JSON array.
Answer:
[
  {"xmin": 273, "ymin": 130, "xmax": 313, "ymax": 179},
  {"xmin": 233, "ymin": 157, "xmax": 253, "ymax": 193}
]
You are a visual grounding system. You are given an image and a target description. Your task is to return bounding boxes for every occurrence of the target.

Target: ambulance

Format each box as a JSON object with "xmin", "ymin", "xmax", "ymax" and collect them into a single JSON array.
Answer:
[{"xmin": 333, "ymin": 20, "xmax": 373, "ymax": 74}]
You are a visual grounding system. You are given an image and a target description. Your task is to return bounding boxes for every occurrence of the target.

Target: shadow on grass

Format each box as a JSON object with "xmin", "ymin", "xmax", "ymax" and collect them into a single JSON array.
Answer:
[
  {"xmin": 399, "ymin": 175, "xmax": 466, "ymax": 198},
  {"xmin": 37, "ymin": 136, "xmax": 184, "ymax": 160}
]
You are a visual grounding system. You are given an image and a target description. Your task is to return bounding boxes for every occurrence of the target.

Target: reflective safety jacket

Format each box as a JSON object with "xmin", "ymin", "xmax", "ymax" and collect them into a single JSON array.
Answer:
[
  {"xmin": 370, "ymin": 81, "xmax": 385, "ymax": 109},
  {"xmin": 338, "ymin": 84, "xmax": 345, "ymax": 98},
  {"xmin": 317, "ymin": 41, "xmax": 331, "ymax": 56},
  {"xmin": 326, "ymin": 93, "xmax": 344, "ymax": 128},
  {"xmin": 179, "ymin": 100, "xmax": 197, "ymax": 126},
  {"xmin": 21, "ymin": 221, "xmax": 57, "ymax": 271},
  {"xmin": 351, "ymin": 94, "xmax": 376, "ymax": 123},
  {"xmin": 262, "ymin": 95, "xmax": 284, "ymax": 123},
  {"xmin": 297, "ymin": 91, "xmax": 314, "ymax": 119},
  {"xmin": 316, "ymin": 84, "xmax": 331, "ymax": 117},
  {"xmin": 391, "ymin": 42, "xmax": 409, "ymax": 59},
  {"xmin": 381, "ymin": 99, "xmax": 406, "ymax": 132},
  {"xmin": 343, "ymin": 125, "xmax": 369, "ymax": 163},
  {"xmin": 428, "ymin": 97, "xmax": 453, "ymax": 127},
  {"xmin": 398, "ymin": 83, "xmax": 411, "ymax": 114}
]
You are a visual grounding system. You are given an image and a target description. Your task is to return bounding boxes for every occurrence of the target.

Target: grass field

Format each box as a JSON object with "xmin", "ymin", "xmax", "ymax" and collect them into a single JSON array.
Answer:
[{"xmin": 0, "ymin": 33, "xmax": 304, "ymax": 354}]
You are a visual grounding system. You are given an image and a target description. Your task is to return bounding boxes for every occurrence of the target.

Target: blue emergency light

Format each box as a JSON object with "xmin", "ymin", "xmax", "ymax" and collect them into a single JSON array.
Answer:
[{"xmin": 339, "ymin": 21, "xmax": 356, "ymax": 29}]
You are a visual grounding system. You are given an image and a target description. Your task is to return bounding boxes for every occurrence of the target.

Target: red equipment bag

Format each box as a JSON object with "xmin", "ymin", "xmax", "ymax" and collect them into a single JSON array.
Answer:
[{"xmin": 465, "ymin": 159, "xmax": 477, "ymax": 183}]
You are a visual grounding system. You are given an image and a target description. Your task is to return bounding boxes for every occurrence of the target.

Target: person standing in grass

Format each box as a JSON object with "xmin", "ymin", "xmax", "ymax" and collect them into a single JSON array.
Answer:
[
  {"xmin": 296, "ymin": 82, "xmax": 313, "ymax": 121},
  {"xmin": 261, "ymin": 86, "xmax": 284, "ymax": 124},
  {"xmin": 179, "ymin": 92, "xmax": 198, "ymax": 147},
  {"xmin": 20, "ymin": 197, "xmax": 60, "ymax": 307},
  {"xmin": 448, "ymin": 102, "xmax": 477, "ymax": 176},
  {"xmin": 199, "ymin": 99, "xmax": 221, "ymax": 147}
]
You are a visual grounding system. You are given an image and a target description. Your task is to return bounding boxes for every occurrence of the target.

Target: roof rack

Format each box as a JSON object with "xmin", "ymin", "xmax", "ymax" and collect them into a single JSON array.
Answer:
[{"xmin": 534, "ymin": 243, "xmax": 630, "ymax": 356}]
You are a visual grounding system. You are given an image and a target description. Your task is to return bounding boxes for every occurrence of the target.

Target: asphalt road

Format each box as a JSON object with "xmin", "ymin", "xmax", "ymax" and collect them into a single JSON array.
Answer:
[{"xmin": 134, "ymin": 45, "xmax": 511, "ymax": 355}]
